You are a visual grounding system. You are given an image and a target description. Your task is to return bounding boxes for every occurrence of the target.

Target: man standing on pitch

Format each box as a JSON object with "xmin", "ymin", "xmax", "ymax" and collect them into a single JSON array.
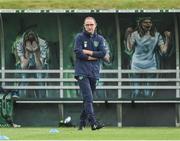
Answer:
[{"xmin": 74, "ymin": 16, "xmax": 106, "ymax": 130}]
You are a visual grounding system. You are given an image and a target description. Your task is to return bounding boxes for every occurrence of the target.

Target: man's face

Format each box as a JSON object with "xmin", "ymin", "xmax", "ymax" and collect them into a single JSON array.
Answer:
[
  {"xmin": 141, "ymin": 19, "xmax": 152, "ymax": 31},
  {"xmin": 84, "ymin": 18, "xmax": 96, "ymax": 34}
]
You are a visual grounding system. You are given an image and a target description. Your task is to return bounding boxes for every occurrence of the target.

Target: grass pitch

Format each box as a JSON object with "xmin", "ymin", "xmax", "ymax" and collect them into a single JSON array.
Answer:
[
  {"xmin": 1, "ymin": 127, "xmax": 180, "ymax": 140},
  {"xmin": 0, "ymin": 0, "xmax": 180, "ymax": 9}
]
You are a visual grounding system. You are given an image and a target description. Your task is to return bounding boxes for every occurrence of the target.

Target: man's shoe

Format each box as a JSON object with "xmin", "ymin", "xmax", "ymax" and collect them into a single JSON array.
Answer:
[
  {"xmin": 78, "ymin": 124, "xmax": 85, "ymax": 130},
  {"xmin": 78, "ymin": 125, "xmax": 83, "ymax": 130},
  {"xmin": 91, "ymin": 122, "xmax": 104, "ymax": 130},
  {"xmin": 78, "ymin": 121, "xmax": 86, "ymax": 130}
]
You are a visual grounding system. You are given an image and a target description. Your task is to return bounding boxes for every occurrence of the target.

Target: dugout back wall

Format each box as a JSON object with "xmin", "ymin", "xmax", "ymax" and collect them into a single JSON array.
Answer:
[{"xmin": 0, "ymin": 10, "xmax": 179, "ymax": 126}]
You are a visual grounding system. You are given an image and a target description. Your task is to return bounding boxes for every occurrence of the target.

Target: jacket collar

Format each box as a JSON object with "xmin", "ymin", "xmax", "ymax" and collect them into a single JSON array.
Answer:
[{"xmin": 83, "ymin": 31, "xmax": 97, "ymax": 38}]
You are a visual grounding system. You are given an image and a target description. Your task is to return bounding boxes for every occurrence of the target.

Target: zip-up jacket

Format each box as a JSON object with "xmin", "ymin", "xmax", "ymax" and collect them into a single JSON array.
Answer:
[{"xmin": 74, "ymin": 31, "xmax": 106, "ymax": 79}]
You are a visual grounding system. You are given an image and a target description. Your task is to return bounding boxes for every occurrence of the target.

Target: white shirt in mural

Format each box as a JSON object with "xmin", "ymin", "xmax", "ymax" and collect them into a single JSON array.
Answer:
[{"xmin": 130, "ymin": 31, "xmax": 164, "ymax": 70}]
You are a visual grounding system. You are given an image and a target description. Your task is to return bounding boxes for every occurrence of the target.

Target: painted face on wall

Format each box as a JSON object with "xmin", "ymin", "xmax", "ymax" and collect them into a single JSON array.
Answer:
[
  {"xmin": 24, "ymin": 31, "xmax": 39, "ymax": 52},
  {"xmin": 141, "ymin": 19, "xmax": 152, "ymax": 32},
  {"xmin": 84, "ymin": 17, "xmax": 97, "ymax": 35},
  {"xmin": 24, "ymin": 31, "xmax": 37, "ymax": 43}
]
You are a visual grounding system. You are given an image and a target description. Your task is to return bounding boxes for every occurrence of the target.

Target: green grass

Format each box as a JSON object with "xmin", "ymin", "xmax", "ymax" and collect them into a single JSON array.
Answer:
[
  {"xmin": 0, "ymin": 0, "xmax": 180, "ymax": 9},
  {"xmin": 1, "ymin": 127, "xmax": 180, "ymax": 140}
]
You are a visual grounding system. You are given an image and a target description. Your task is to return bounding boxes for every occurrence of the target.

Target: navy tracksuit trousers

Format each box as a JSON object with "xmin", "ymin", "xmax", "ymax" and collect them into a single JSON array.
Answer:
[{"xmin": 77, "ymin": 76, "xmax": 97, "ymax": 126}]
